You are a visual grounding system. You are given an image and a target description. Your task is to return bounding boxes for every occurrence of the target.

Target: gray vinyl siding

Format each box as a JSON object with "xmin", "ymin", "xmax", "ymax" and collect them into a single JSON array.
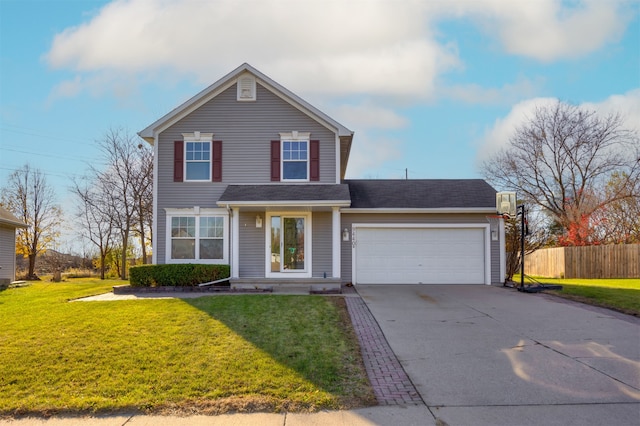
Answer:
[
  {"xmin": 155, "ymin": 83, "xmax": 338, "ymax": 263},
  {"xmin": 238, "ymin": 211, "xmax": 265, "ymax": 277},
  {"xmin": 340, "ymin": 213, "xmax": 501, "ymax": 284},
  {"xmin": 235, "ymin": 211, "xmax": 333, "ymax": 278},
  {"xmin": 311, "ymin": 212, "xmax": 332, "ymax": 277},
  {"xmin": 157, "ymin": 83, "xmax": 337, "ymax": 186},
  {"xmin": 490, "ymin": 237, "xmax": 501, "ymax": 283},
  {"xmin": 0, "ymin": 225, "xmax": 16, "ymax": 284}
]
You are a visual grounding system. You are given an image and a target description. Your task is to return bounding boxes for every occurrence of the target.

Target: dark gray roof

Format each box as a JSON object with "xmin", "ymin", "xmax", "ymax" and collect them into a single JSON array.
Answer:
[
  {"xmin": 219, "ymin": 184, "xmax": 351, "ymax": 203},
  {"xmin": 344, "ymin": 179, "xmax": 496, "ymax": 209}
]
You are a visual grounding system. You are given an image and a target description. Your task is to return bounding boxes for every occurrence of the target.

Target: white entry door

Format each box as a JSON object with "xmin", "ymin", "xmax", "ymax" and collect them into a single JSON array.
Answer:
[
  {"xmin": 354, "ymin": 226, "xmax": 487, "ymax": 284},
  {"xmin": 266, "ymin": 213, "xmax": 311, "ymax": 277}
]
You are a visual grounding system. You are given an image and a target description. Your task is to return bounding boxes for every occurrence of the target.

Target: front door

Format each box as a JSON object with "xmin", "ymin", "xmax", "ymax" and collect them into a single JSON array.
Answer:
[{"xmin": 267, "ymin": 213, "xmax": 311, "ymax": 277}]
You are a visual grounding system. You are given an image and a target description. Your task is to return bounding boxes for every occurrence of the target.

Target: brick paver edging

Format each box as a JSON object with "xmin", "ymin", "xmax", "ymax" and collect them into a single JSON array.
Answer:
[{"xmin": 345, "ymin": 297, "xmax": 423, "ymax": 405}]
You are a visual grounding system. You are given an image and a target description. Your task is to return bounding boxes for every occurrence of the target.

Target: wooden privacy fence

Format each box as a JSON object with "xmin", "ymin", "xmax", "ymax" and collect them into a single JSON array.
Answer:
[{"xmin": 524, "ymin": 244, "xmax": 640, "ymax": 279}]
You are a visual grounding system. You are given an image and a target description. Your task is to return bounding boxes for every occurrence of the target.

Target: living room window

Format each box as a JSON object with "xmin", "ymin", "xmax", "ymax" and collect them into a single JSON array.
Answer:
[
  {"xmin": 171, "ymin": 216, "xmax": 196, "ymax": 259},
  {"xmin": 198, "ymin": 216, "xmax": 224, "ymax": 259},
  {"xmin": 166, "ymin": 208, "xmax": 228, "ymax": 263}
]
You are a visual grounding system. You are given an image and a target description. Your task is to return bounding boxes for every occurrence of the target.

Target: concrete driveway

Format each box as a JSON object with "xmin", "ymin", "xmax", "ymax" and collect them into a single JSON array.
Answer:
[{"xmin": 356, "ymin": 285, "xmax": 640, "ymax": 426}]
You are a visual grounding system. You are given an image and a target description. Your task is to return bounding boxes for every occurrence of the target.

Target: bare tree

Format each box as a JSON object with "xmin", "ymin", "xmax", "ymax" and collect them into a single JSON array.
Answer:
[
  {"xmin": 131, "ymin": 142, "xmax": 153, "ymax": 264},
  {"xmin": 592, "ymin": 172, "xmax": 640, "ymax": 244},
  {"xmin": 72, "ymin": 178, "xmax": 116, "ymax": 279},
  {"xmin": 0, "ymin": 164, "xmax": 62, "ymax": 279},
  {"xmin": 482, "ymin": 101, "xmax": 640, "ymax": 242},
  {"xmin": 88, "ymin": 128, "xmax": 153, "ymax": 279},
  {"xmin": 503, "ymin": 207, "xmax": 552, "ymax": 283}
]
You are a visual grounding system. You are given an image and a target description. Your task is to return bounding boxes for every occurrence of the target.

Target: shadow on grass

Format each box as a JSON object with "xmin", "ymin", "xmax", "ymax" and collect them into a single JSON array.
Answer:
[{"xmin": 181, "ymin": 294, "xmax": 375, "ymax": 410}]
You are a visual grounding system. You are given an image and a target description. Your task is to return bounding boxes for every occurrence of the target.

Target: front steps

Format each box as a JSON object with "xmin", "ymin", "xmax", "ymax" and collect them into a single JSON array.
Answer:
[{"xmin": 230, "ymin": 277, "xmax": 342, "ymax": 294}]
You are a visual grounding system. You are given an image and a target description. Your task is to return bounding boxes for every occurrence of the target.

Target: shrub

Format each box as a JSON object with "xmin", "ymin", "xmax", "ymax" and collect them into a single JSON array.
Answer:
[
  {"xmin": 63, "ymin": 268, "xmax": 97, "ymax": 279},
  {"xmin": 129, "ymin": 264, "xmax": 230, "ymax": 287}
]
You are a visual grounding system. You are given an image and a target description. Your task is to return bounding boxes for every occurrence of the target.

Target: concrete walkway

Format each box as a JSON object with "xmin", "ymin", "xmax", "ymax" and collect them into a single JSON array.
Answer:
[{"xmin": 356, "ymin": 284, "xmax": 640, "ymax": 426}]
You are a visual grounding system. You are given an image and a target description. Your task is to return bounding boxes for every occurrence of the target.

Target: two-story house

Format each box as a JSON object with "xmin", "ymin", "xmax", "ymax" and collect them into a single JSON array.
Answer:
[{"xmin": 139, "ymin": 63, "xmax": 505, "ymax": 290}]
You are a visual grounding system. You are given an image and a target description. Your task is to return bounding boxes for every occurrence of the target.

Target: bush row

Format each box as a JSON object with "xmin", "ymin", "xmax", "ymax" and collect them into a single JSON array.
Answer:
[{"xmin": 129, "ymin": 264, "xmax": 230, "ymax": 287}]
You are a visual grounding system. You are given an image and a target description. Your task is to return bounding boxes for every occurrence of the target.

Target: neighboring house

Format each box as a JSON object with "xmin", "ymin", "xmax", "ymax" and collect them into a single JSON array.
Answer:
[
  {"xmin": 0, "ymin": 206, "xmax": 27, "ymax": 285},
  {"xmin": 139, "ymin": 63, "xmax": 505, "ymax": 289}
]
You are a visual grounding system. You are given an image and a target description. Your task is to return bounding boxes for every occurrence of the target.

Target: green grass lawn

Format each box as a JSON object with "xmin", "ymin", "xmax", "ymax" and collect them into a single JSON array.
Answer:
[
  {"xmin": 515, "ymin": 275, "xmax": 640, "ymax": 316},
  {"xmin": 0, "ymin": 279, "xmax": 374, "ymax": 416}
]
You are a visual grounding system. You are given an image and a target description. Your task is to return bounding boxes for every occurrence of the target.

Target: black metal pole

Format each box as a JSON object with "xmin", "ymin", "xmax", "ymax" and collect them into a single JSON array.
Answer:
[{"xmin": 519, "ymin": 204, "xmax": 525, "ymax": 291}]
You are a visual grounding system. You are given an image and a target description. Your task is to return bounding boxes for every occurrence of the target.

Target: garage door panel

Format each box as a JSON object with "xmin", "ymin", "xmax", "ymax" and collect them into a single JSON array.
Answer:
[{"xmin": 355, "ymin": 227, "xmax": 486, "ymax": 285}]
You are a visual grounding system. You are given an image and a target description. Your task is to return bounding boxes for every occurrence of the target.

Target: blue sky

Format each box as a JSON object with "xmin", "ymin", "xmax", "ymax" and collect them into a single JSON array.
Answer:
[{"xmin": 1, "ymin": 0, "xmax": 639, "ymax": 206}]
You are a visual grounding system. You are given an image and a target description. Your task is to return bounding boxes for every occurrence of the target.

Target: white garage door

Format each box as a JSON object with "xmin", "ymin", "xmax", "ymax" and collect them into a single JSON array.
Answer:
[{"xmin": 354, "ymin": 227, "xmax": 487, "ymax": 284}]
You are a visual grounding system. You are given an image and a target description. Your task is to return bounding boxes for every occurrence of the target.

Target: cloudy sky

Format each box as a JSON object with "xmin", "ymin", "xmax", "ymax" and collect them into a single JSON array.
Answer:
[{"xmin": 1, "ymin": 0, "xmax": 639, "ymax": 200}]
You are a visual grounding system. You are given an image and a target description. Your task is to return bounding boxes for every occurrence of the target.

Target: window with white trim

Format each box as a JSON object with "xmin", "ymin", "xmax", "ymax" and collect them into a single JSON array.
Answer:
[
  {"xmin": 181, "ymin": 132, "xmax": 214, "ymax": 182},
  {"xmin": 282, "ymin": 140, "xmax": 308, "ymax": 180},
  {"xmin": 198, "ymin": 216, "xmax": 224, "ymax": 259},
  {"xmin": 166, "ymin": 208, "xmax": 228, "ymax": 263},
  {"xmin": 280, "ymin": 131, "xmax": 310, "ymax": 181},
  {"xmin": 171, "ymin": 216, "xmax": 196, "ymax": 259},
  {"xmin": 185, "ymin": 141, "xmax": 211, "ymax": 181}
]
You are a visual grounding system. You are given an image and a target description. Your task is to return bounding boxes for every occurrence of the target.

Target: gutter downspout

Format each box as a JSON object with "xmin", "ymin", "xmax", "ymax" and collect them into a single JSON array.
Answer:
[{"xmin": 226, "ymin": 204, "xmax": 233, "ymax": 278}]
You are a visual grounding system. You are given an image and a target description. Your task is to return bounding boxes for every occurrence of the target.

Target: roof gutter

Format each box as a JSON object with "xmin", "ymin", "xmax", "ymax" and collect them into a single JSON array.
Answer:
[
  {"xmin": 0, "ymin": 218, "xmax": 28, "ymax": 228},
  {"xmin": 341, "ymin": 207, "xmax": 497, "ymax": 214},
  {"xmin": 217, "ymin": 200, "xmax": 351, "ymax": 208}
]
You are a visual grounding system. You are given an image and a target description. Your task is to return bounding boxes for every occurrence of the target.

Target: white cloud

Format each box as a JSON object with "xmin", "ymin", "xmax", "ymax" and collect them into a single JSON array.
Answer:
[
  {"xmin": 46, "ymin": 71, "xmax": 141, "ymax": 107},
  {"xmin": 442, "ymin": 76, "xmax": 544, "ymax": 105},
  {"xmin": 45, "ymin": 0, "xmax": 632, "ymax": 104},
  {"xmin": 477, "ymin": 90, "xmax": 640, "ymax": 164},
  {"xmin": 426, "ymin": 0, "xmax": 632, "ymax": 62},
  {"xmin": 344, "ymin": 132, "xmax": 404, "ymax": 179},
  {"xmin": 582, "ymin": 89, "xmax": 640, "ymax": 132},
  {"xmin": 484, "ymin": 0, "xmax": 629, "ymax": 62},
  {"xmin": 43, "ymin": 0, "xmax": 635, "ymax": 177},
  {"xmin": 329, "ymin": 103, "xmax": 409, "ymax": 130},
  {"xmin": 477, "ymin": 97, "xmax": 558, "ymax": 162},
  {"xmin": 46, "ymin": 0, "xmax": 461, "ymax": 100},
  {"xmin": 47, "ymin": 75, "xmax": 84, "ymax": 100}
]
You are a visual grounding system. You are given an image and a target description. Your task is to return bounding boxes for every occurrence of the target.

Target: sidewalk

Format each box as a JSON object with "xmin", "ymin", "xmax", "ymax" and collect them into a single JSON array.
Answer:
[{"xmin": 0, "ymin": 405, "xmax": 436, "ymax": 426}]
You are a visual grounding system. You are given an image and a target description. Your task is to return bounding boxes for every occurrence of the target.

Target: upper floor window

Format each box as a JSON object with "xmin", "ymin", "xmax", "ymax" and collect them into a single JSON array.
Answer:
[
  {"xmin": 273, "ymin": 131, "xmax": 318, "ymax": 182},
  {"xmin": 186, "ymin": 141, "xmax": 211, "ymax": 181},
  {"xmin": 174, "ymin": 132, "xmax": 222, "ymax": 183},
  {"xmin": 282, "ymin": 140, "xmax": 308, "ymax": 180}
]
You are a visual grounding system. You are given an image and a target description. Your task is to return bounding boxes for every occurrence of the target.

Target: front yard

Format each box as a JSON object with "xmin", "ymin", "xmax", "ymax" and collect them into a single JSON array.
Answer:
[
  {"xmin": 519, "ymin": 276, "xmax": 640, "ymax": 316},
  {"xmin": 0, "ymin": 279, "xmax": 375, "ymax": 416}
]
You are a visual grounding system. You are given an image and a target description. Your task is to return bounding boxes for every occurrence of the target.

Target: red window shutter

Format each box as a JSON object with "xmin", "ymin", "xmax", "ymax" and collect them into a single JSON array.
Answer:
[
  {"xmin": 271, "ymin": 140, "xmax": 280, "ymax": 181},
  {"xmin": 212, "ymin": 140, "xmax": 222, "ymax": 182},
  {"xmin": 310, "ymin": 140, "xmax": 320, "ymax": 181},
  {"xmin": 174, "ymin": 141, "xmax": 184, "ymax": 182}
]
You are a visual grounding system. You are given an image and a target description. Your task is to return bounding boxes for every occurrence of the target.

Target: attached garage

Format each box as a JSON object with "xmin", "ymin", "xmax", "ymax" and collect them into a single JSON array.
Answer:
[
  {"xmin": 352, "ymin": 225, "xmax": 490, "ymax": 285},
  {"xmin": 341, "ymin": 179, "xmax": 503, "ymax": 286}
]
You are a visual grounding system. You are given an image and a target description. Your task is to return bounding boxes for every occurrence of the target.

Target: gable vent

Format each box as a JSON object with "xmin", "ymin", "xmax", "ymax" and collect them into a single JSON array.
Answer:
[{"xmin": 237, "ymin": 75, "xmax": 256, "ymax": 101}]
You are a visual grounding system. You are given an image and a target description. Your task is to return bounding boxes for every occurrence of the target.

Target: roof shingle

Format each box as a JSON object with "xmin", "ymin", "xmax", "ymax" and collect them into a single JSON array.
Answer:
[
  {"xmin": 218, "ymin": 184, "xmax": 351, "ymax": 203},
  {"xmin": 344, "ymin": 179, "xmax": 496, "ymax": 209}
]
